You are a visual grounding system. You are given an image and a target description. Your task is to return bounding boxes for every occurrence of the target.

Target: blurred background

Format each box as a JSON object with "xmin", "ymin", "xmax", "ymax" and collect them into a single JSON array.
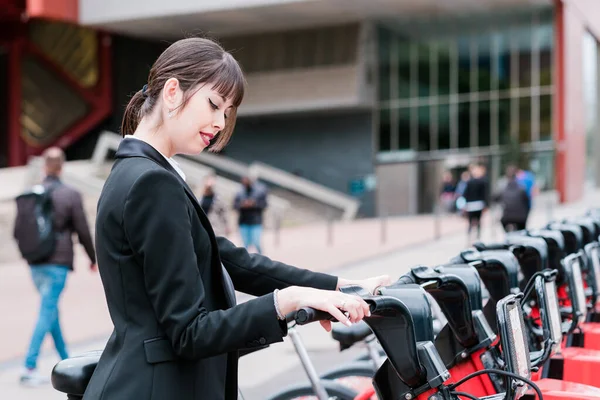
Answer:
[{"xmin": 1, "ymin": 0, "xmax": 600, "ymax": 399}]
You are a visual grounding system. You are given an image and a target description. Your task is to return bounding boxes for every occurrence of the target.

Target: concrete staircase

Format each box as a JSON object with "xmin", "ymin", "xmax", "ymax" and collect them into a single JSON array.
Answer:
[
  {"xmin": 0, "ymin": 159, "xmax": 342, "ymax": 265},
  {"xmin": 0, "ymin": 131, "xmax": 360, "ymax": 265}
]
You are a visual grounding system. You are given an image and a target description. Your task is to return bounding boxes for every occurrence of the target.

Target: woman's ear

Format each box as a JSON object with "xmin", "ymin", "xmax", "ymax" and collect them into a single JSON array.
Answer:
[{"xmin": 162, "ymin": 78, "xmax": 182, "ymax": 111}]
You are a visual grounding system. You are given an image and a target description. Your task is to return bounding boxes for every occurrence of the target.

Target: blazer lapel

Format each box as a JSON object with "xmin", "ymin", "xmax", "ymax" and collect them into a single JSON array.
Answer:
[{"xmin": 115, "ymin": 138, "xmax": 237, "ymax": 307}]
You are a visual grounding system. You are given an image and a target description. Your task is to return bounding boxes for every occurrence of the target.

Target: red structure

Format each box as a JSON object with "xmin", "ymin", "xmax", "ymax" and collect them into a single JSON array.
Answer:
[
  {"xmin": 0, "ymin": 0, "xmax": 111, "ymax": 167},
  {"xmin": 554, "ymin": 0, "xmax": 600, "ymax": 203}
]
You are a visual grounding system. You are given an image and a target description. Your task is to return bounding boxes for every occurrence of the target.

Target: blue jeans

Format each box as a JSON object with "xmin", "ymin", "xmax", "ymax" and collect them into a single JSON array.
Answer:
[
  {"xmin": 239, "ymin": 224, "xmax": 263, "ymax": 254},
  {"xmin": 24, "ymin": 265, "xmax": 69, "ymax": 369}
]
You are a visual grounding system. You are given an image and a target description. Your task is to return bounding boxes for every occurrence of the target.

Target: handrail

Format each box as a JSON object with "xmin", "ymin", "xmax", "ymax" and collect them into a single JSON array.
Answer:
[
  {"xmin": 248, "ymin": 162, "xmax": 359, "ymax": 220},
  {"xmin": 187, "ymin": 152, "xmax": 248, "ymax": 177},
  {"xmin": 172, "ymin": 138, "xmax": 359, "ymax": 220},
  {"xmin": 91, "ymin": 131, "xmax": 359, "ymax": 220},
  {"xmin": 89, "ymin": 132, "xmax": 290, "ymax": 216}
]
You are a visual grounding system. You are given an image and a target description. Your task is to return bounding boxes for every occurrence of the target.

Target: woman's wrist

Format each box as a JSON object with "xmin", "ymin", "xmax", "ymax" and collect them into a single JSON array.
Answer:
[
  {"xmin": 336, "ymin": 278, "xmax": 357, "ymax": 290},
  {"xmin": 275, "ymin": 287, "xmax": 298, "ymax": 316},
  {"xmin": 273, "ymin": 289, "xmax": 285, "ymax": 320}
]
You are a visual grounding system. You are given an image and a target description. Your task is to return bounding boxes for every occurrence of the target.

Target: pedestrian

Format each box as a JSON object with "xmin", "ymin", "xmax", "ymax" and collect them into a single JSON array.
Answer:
[
  {"xmin": 14, "ymin": 147, "xmax": 96, "ymax": 386},
  {"xmin": 84, "ymin": 37, "xmax": 391, "ymax": 400},
  {"xmin": 199, "ymin": 173, "xmax": 230, "ymax": 236},
  {"xmin": 462, "ymin": 163, "xmax": 488, "ymax": 242},
  {"xmin": 440, "ymin": 171, "xmax": 456, "ymax": 213},
  {"xmin": 454, "ymin": 170, "xmax": 470, "ymax": 213},
  {"xmin": 516, "ymin": 167, "xmax": 537, "ymax": 208},
  {"xmin": 233, "ymin": 175, "xmax": 267, "ymax": 254},
  {"xmin": 495, "ymin": 165, "xmax": 531, "ymax": 232}
]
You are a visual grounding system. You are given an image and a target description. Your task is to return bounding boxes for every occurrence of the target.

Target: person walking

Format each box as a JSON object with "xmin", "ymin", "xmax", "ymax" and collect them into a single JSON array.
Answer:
[
  {"xmin": 495, "ymin": 165, "xmax": 531, "ymax": 232},
  {"xmin": 199, "ymin": 174, "xmax": 230, "ymax": 237},
  {"xmin": 462, "ymin": 163, "xmax": 488, "ymax": 242},
  {"xmin": 14, "ymin": 147, "xmax": 96, "ymax": 386},
  {"xmin": 233, "ymin": 175, "xmax": 267, "ymax": 254}
]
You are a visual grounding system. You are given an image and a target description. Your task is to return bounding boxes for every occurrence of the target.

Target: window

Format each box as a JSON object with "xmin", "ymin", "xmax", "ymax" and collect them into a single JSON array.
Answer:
[
  {"xmin": 375, "ymin": 10, "xmax": 553, "ymax": 154},
  {"xmin": 478, "ymin": 101, "xmax": 492, "ymax": 147},
  {"xmin": 378, "ymin": 28, "xmax": 392, "ymax": 102},
  {"xmin": 397, "ymin": 107, "xmax": 411, "ymax": 150},
  {"xmin": 379, "ymin": 108, "xmax": 391, "ymax": 151},
  {"xmin": 438, "ymin": 102, "xmax": 451, "ymax": 150}
]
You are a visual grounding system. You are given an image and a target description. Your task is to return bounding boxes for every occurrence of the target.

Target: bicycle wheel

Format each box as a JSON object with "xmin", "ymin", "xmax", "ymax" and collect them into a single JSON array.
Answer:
[
  {"xmin": 266, "ymin": 379, "xmax": 358, "ymax": 400},
  {"xmin": 320, "ymin": 361, "xmax": 375, "ymax": 395}
]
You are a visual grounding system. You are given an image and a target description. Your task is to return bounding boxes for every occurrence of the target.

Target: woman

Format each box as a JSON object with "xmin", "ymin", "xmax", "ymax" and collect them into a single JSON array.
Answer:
[{"xmin": 84, "ymin": 37, "xmax": 390, "ymax": 400}]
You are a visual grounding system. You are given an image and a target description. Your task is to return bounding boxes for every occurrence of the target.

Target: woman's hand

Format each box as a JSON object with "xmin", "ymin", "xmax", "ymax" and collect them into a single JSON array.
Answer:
[
  {"xmin": 276, "ymin": 286, "xmax": 371, "ymax": 332},
  {"xmin": 337, "ymin": 275, "xmax": 394, "ymax": 295}
]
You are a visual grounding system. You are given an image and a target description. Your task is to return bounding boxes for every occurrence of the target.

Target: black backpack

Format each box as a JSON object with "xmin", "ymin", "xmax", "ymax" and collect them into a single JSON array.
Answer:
[
  {"xmin": 13, "ymin": 182, "xmax": 59, "ymax": 264},
  {"xmin": 500, "ymin": 181, "xmax": 530, "ymax": 221}
]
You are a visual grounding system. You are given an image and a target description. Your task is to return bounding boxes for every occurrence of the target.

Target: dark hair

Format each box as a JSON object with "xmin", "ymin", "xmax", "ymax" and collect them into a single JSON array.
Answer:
[{"xmin": 121, "ymin": 37, "xmax": 245, "ymax": 152}]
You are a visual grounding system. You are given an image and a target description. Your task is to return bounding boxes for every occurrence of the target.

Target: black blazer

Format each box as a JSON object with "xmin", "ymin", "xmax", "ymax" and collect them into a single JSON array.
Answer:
[{"xmin": 83, "ymin": 138, "xmax": 337, "ymax": 400}]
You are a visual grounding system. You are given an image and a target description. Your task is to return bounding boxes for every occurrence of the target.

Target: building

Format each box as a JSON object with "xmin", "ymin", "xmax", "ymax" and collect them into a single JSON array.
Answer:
[{"xmin": 1, "ymin": 0, "xmax": 598, "ymax": 217}]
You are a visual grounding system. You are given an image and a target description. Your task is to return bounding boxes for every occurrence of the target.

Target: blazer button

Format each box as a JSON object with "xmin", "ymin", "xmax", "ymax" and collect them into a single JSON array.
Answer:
[{"xmin": 259, "ymin": 337, "xmax": 267, "ymax": 345}]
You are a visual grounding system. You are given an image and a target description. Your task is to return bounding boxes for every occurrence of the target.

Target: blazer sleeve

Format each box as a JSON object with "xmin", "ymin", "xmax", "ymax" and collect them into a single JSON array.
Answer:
[
  {"xmin": 123, "ymin": 170, "xmax": 286, "ymax": 360},
  {"xmin": 216, "ymin": 236, "xmax": 338, "ymax": 297}
]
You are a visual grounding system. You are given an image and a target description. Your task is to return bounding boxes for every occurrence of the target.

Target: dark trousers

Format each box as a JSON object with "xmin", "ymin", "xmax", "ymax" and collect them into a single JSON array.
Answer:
[{"xmin": 467, "ymin": 211, "xmax": 483, "ymax": 238}]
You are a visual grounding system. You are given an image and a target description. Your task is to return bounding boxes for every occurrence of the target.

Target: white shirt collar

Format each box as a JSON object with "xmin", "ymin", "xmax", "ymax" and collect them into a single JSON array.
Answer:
[{"xmin": 125, "ymin": 135, "xmax": 186, "ymax": 181}]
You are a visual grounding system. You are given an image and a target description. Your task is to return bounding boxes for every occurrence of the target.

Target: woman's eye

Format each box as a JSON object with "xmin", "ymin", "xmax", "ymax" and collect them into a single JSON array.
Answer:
[{"xmin": 209, "ymin": 99, "xmax": 219, "ymax": 110}]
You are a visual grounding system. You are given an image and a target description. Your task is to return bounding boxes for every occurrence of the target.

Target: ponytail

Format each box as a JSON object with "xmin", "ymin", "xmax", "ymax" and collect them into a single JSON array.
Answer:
[{"xmin": 120, "ymin": 90, "xmax": 146, "ymax": 137}]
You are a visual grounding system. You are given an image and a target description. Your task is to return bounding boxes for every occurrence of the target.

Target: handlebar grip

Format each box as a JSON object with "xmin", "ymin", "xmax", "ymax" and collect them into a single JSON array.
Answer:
[
  {"xmin": 293, "ymin": 308, "xmax": 336, "ymax": 325},
  {"xmin": 396, "ymin": 274, "xmax": 416, "ymax": 285}
]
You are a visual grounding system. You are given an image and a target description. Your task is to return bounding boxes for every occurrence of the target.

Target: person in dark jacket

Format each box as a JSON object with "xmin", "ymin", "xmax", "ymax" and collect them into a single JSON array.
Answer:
[
  {"xmin": 18, "ymin": 147, "xmax": 96, "ymax": 386},
  {"xmin": 199, "ymin": 174, "xmax": 230, "ymax": 237},
  {"xmin": 234, "ymin": 175, "xmax": 267, "ymax": 254},
  {"xmin": 83, "ymin": 37, "xmax": 391, "ymax": 400},
  {"xmin": 462, "ymin": 163, "xmax": 489, "ymax": 242},
  {"xmin": 496, "ymin": 165, "xmax": 531, "ymax": 232}
]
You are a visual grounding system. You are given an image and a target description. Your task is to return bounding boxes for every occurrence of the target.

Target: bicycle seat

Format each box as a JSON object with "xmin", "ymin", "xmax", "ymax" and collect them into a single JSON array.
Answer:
[
  {"xmin": 331, "ymin": 321, "xmax": 372, "ymax": 350},
  {"xmin": 51, "ymin": 350, "xmax": 102, "ymax": 396}
]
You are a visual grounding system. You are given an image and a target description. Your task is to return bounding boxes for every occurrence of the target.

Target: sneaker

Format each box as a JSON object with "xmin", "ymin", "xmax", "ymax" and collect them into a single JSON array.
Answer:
[{"xmin": 19, "ymin": 368, "xmax": 49, "ymax": 387}]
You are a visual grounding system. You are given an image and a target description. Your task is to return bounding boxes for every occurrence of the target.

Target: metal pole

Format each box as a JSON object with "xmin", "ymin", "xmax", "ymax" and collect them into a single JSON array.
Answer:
[
  {"xmin": 491, "ymin": 205, "xmax": 497, "ymax": 240},
  {"xmin": 434, "ymin": 202, "xmax": 441, "ymax": 241},
  {"xmin": 327, "ymin": 211, "xmax": 333, "ymax": 247},
  {"xmin": 274, "ymin": 213, "xmax": 281, "ymax": 248},
  {"xmin": 288, "ymin": 328, "xmax": 330, "ymax": 400},
  {"xmin": 380, "ymin": 208, "xmax": 387, "ymax": 245},
  {"xmin": 546, "ymin": 191, "xmax": 554, "ymax": 222}
]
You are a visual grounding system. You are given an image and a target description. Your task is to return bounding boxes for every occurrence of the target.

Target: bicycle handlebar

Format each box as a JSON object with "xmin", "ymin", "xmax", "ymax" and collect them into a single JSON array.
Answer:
[
  {"xmin": 291, "ymin": 301, "xmax": 377, "ymax": 325},
  {"xmin": 291, "ymin": 308, "xmax": 337, "ymax": 325},
  {"xmin": 289, "ymin": 273, "xmax": 418, "ymax": 326}
]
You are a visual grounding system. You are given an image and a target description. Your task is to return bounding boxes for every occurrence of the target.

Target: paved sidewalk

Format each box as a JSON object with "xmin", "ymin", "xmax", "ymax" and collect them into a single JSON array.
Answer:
[
  {"xmin": 0, "ymin": 211, "xmax": 465, "ymax": 366},
  {"xmin": 1, "ymin": 188, "xmax": 597, "ymax": 399}
]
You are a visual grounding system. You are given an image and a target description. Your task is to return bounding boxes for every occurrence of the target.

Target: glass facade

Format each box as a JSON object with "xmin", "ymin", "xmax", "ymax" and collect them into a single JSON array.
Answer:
[{"xmin": 376, "ymin": 10, "xmax": 554, "ymax": 156}]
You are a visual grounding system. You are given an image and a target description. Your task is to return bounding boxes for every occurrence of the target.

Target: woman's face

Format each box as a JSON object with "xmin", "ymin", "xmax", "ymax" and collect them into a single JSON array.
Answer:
[{"xmin": 163, "ymin": 80, "xmax": 234, "ymax": 156}]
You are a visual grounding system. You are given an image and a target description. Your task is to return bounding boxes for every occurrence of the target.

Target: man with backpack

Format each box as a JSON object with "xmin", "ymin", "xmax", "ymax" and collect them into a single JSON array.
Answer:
[
  {"xmin": 13, "ymin": 147, "xmax": 96, "ymax": 386},
  {"xmin": 494, "ymin": 165, "xmax": 531, "ymax": 232}
]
